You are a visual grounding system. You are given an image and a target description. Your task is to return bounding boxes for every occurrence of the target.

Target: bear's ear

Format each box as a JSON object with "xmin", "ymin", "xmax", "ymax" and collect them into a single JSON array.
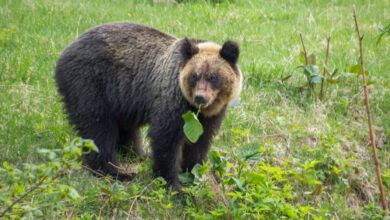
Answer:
[
  {"xmin": 179, "ymin": 37, "xmax": 199, "ymax": 62},
  {"xmin": 220, "ymin": 41, "xmax": 240, "ymax": 64}
]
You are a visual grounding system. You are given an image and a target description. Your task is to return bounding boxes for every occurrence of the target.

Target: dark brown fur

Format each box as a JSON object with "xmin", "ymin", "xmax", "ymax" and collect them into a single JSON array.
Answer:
[{"xmin": 55, "ymin": 22, "xmax": 241, "ymax": 190}]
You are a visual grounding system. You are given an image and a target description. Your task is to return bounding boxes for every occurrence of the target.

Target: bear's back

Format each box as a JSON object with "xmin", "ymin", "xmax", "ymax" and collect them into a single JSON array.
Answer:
[
  {"xmin": 57, "ymin": 23, "xmax": 177, "ymax": 74},
  {"xmin": 93, "ymin": 23, "xmax": 177, "ymax": 64},
  {"xmin": 55, "ymin": 23, "xmax": 183, "ymax": 128},
  {"xmin": 55, "ymin": 22, "xmax": 178, "ymax": 98}
]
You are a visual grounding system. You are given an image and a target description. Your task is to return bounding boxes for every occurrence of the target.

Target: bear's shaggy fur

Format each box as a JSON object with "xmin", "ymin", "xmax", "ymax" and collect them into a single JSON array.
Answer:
[{"xmin": 55, "ymin": 23, "xmax": 242, "ymax": 189}]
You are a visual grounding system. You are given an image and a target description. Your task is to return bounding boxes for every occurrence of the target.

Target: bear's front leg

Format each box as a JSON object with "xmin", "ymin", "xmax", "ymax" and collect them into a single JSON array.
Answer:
[
  {"xmin": 148, "ymin": 119, "xmax": 184, "ymax": 191},
  {"xmin": 181, "ymin": 131, "xmax": 213, "ymax": 173},
  {"xmin": 181, "ymin": 111, "xmax": 225, "ymax": 172}
]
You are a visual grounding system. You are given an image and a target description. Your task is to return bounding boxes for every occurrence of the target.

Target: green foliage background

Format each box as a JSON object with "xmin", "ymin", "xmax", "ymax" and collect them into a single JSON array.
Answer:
[{"xmin": 0, "ymin": 0, "xmax": 389, "ymax": 218}]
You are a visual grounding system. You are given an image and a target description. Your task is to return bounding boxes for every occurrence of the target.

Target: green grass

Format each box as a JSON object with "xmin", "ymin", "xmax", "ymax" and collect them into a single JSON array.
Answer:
[{"xmin": 1, "ymin": 0, "xmax": 389, "ymax": 218}]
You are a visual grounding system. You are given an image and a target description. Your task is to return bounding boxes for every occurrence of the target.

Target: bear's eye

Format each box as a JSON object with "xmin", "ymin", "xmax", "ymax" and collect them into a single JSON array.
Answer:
[
  {"xmin": 191, "ymin": 73, "xmax": 197, "ymax": 81},
  {"xmin": 209, "ymin": 74, "xmax": 218, "ymax": 82},
  {"xmin": 189, "ymin": 73, "xmax": 197, "ymax": 87}
]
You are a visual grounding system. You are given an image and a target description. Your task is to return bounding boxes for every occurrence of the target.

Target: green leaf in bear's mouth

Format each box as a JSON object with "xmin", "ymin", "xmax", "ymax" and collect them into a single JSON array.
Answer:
[{"xmin": 182, "ymin": 107, "xmax": 204, "ymax": 143}]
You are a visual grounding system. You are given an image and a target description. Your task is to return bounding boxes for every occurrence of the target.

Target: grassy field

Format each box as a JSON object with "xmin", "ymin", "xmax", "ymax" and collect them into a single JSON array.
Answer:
[{"xmin": 1, "ymin": 0, "xmax": 389, "ymax": 218}]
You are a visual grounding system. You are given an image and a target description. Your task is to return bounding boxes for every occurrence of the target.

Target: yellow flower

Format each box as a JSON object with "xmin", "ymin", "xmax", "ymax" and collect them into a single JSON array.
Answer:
[
  {"xmin": 216, "ymin": 3, "xmax": 219, "ymax": 7},
  {"xmin": 48, "ymin": 11, "xmax": 52, "ymax": 15},
  {"xmin": 127, "ymin": 13, "xmax": 131, "ymax": 17}
]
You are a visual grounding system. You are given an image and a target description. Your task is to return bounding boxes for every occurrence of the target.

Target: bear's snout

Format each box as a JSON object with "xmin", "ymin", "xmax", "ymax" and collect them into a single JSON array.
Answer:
[{"xmin": 194, "ymin": 94, "xmax": 207, "ymax": 104}]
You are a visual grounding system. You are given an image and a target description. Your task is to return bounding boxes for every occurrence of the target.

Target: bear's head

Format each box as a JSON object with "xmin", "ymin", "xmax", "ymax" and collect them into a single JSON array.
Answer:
[{"xmin": 179, "ymin": 38, "xmax": 242, "ymax": 117}]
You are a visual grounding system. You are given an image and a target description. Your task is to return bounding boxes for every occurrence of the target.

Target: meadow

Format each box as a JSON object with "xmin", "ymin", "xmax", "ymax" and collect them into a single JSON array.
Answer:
[{"xmin": 0, "ymin": 0, "xmax": 389, "ymax": 218}]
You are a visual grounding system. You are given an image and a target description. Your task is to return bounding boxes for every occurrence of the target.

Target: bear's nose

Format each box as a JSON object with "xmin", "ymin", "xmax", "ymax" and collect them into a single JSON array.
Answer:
[{"xmin": 194, "ymin": 94, "xmax": 207, "ymax": 104}]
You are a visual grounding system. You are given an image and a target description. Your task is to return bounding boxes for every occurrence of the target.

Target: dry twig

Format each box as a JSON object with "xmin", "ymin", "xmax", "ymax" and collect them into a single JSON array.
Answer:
[
  {"xmin": 299, "ymin": 33, "xmax": 308, "ymax": 65},
  {"xmin": 299, "ymin": 33, "xmax": 317, "ymax": 99},
  {"xmin": 319, "ymin": 31, "xmax": 331, "ymax": 101},
  {"xmin": 81, "ymin": 164, "xmax": 113, "ymax": 184},
  {"xmin": 0, "ymin": 176, "xmax": 48, "ymax": 217},
  {"xmin": 98, "ymin": 197, "xmax": 111, "ymax": 219},
  {"xmin": 249, "ymin": 133, "xmax": 286, "ymax": 139},
  {"xmin": 353, "ymin": 6, "xmax": 387, "ymax": 212},
  {"xmin": 126, "ymin": 180, "xmax": 156, "ymax": 220},
  {"xmin": 108, "ymin": 161, "xmax": 127, "ymax": 173}
]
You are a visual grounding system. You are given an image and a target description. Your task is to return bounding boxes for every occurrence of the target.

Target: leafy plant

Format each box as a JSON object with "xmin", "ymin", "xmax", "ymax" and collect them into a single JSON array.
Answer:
[
  {"xmin": 179, "ymin": 163, "xmax": 209, "ymax": 186},
  {"xmin": 360, "ymin": 203, "xmax": 389, "ymax": 219},
  {"xmin": 325, "ymin": 68, "xmax": 340, "ymax": 84},
  {"xmin": 297, "ymin": 64, "xmax": 323, "ymax": 95},
  {"xmin": 0, "ymin": 138, "xmax": 98, "ymax": 218},
  {"xmin": 377, "ymin": 19, "xmax": 390, "ymax": 43},
  {"xmin": 222, "ymin": 142, "xmax": 322, "ymax": 218},
  {"xmin": 296, "ymin": 35, "xmax": 323, "ymax": 97},
  {"xmin": 283, "ymin": 33, "xmax": 340, "ymax": 100}
]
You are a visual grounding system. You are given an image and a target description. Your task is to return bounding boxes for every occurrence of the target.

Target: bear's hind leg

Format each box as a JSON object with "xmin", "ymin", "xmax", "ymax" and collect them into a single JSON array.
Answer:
[
  {"xmin": 81, "ymin": 119, "xmax": 132, "ymax": 181},
  {"xmin": 117, "ymin": 128, "xmax": 149, "ymax": 159}
]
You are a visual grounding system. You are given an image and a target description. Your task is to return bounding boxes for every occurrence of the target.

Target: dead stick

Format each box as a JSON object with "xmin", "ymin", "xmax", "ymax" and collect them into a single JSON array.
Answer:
[
  {"xmin": 108, "ymin": 161, "xmax": 127, "ymax": 173},
  {"xmin": 353, "ymin": 6, "xmax": 387, "ymax": 212},
  {"xmin": 299, "ymin": 33, "xmax": 308, "ymax": 65},
  {"xmin": 319, "ymin": 31, "xmax": 331, "ymax": 101},
  {"xmin": 126, "ymin": 180, "xmax": 155, "ymax": 220},
  {"xmin": 81, "ymin": 164, "xmax": 106, "ymax": 178},
  {"xmin": 248, "ymin": 133, "xmax": 286, "ymax": 139},
  {"xmin": 0, "ymin": 176, "xmax": 47, "ymax": 217},
  {"xmin": 99, "ymin": 197, "xmax": 110, "ymax": 219},
  {"xmin": 299, "ymin": 33, "xmax": 316, "ymax": 99},
  {"xmin": 1, "ymin": 168, "xmax": 68, "ymax": 217},
  {"xmin": 81, "ymin": 164, "xmax": 113, "ymax": 184}
]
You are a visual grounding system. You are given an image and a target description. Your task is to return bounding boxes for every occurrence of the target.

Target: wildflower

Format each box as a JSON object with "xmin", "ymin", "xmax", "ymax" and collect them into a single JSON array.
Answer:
[
  {"xmin": 48, "ymin": 11, "xmax": 52, "ymax": 15},
  {"xmin": 127, "ymin": 13, "xmax": 131, "ymax": 17}
]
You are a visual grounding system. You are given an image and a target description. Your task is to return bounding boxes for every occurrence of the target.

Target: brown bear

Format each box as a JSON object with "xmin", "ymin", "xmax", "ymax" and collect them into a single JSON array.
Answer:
[{"xmin": 55, "ymin": 22, "xmax": 242, "ymax": 190}]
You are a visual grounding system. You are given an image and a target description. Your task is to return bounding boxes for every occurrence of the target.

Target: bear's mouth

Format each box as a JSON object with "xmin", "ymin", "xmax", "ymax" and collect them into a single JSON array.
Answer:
[
  {"xmin": 192, "ymin": 91, "xmax": 219, "ymax": 109},
  {"xmin": 200, "ymin": 98, "xmax": 219, "ymax": 110},
  {"xmin": 192, "ymin": 102, "xmax": 209, "ymax": 109},
  {"xmin": 193, "ymin": 97, "xmax": 214, "ymax": 109},
  {"xmin": 200, "ymin": 102, "xmax": 210, "ymax": 109},
  {"xmin": 196, "ymin": 98, "xmax": 226, "ymax": 117}
]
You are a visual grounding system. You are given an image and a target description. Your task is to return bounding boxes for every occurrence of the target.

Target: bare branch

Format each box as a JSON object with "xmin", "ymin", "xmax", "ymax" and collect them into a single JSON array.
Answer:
[
  {"xmin": 81, "ymin": 164, "xmax": 113, "ymax": 184},
  {"xmin": 299, "ymin": 33, "xmax": 308, "ymax": 65},
  {"xmin": 1, "ymin": 168, "xmax": 67, "ymax": 217},
  {"xmin": 0, "ymin": 176, "xmax": 47, "ymax": 217},
  {"xmin": 319, "ymin": 31, "xmax": 331, "ymax": 101},
  {"xmin": 126, "ymin": 180, "xmax": 156, "ymax": 219},
  {"xmin": 353, "ymin": 6, "xmax": 387, "ymax": 212},
  {"xmin": 108, "ymin": 161, "xmax": 127, "ymax": 173}
]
